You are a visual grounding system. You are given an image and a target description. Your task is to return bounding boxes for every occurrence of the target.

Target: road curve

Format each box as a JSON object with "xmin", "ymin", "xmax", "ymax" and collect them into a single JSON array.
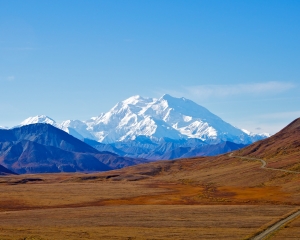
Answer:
[
  {"xmin": 250, "ymin": 209, "xmax": 300, "ymax": 240},
  {"xmin": 229, "ymin": 153, "xmax": 300, "ymax": 239},
  {"xmin": 229, "ymin": 153, "xmax": 300, "ymax": 174}
]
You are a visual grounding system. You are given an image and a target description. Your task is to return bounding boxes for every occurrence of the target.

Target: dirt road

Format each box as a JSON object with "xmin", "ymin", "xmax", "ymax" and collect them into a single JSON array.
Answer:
[
  {"xmin": 251, "ymin": 209, "xmax": 300, "ymax": 240},
  {"xmin": 229, "ymin": 153, "xmax": 300, "ymax": 174}
]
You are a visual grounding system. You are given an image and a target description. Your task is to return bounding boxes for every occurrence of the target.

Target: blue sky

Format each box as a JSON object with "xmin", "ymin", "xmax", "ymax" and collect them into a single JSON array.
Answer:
[{"xmin": 0, "ymin": 0, "xmax": 299, "ymax": 134}]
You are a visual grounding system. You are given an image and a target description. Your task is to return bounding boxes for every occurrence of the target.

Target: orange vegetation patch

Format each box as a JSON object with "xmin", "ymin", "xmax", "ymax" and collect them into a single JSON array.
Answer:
[
  {"xmin": 98, "ymin": 182, "xmax": 205, "ymax": 205},
  {"xmin": 217, "ymin": 186, "xmax": 292, "ymax": 204},
  {"xmin": 91, "ymin": 182, "xmax": 293, "ymax": 206}
]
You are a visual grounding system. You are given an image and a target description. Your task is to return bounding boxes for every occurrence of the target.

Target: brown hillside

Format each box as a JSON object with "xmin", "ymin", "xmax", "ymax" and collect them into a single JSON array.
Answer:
[
  {"xmin": 235, "ymin": 117, "xmax": 300, "ymax": 171},
  {"xmin": 236, "ymin": 117, "xmax": 300, "ymax": 158}
]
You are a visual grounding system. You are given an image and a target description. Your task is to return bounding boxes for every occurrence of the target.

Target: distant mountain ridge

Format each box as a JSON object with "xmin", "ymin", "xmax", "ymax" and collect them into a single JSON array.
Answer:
[
  {"xmin": 16, "ymin": 94, "xmax": 269, "ymax": 145},
  {"xmin": 0, "ymin": 124, "xmax": 148, "ymax": 174},
  {"xmin": 86, "ymin": 138, "xmax": 247, "ymax": 160}
]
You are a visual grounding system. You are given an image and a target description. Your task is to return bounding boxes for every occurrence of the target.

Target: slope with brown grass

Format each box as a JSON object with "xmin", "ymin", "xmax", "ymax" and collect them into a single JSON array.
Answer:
[{"xmin": 235, "ymin": 118, "xmax": 300, "ymax": 171}]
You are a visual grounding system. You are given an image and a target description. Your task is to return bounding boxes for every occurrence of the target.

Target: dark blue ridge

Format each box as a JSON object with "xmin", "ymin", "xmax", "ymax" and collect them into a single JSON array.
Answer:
[{"xmin": 0, "ymin": 124, "xmax": 148, "ymax": 174}]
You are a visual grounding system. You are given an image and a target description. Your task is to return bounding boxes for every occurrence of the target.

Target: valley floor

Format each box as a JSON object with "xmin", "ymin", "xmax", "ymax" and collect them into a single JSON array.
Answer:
[
  {"xmin": 0, "ymin": 204, "xmax": 295, "ymax": 240},
  {"xmin": 1, "ymin": 153, "xmax": 300, "ymax": 239}
]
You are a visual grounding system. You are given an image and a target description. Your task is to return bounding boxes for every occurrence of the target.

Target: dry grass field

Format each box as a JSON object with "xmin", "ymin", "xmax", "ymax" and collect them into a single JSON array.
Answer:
[
  {"xmin": 0, "ymin": 152, "xmax": 299, "ymax": 240},
  {"xmin": 0, "ymin": 204, "xmax": 295, "ymax": 240}
]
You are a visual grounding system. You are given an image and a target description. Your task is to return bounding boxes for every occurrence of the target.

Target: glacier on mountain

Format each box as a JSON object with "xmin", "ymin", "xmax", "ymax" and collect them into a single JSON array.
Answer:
[{"xmin": 17, "ymin": 94, "xmax": 269, "ymax": 144}]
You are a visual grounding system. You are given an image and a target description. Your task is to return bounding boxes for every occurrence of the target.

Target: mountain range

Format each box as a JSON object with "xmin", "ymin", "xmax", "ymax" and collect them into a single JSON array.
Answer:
[
  {"xmin": 0, "ymin": 123, "xmax": 247, "ymax": 174},
  {"xmin": 0, "ymin": 94, "xmax": 271, "ymax": 174},
  {"xmin": 18, "ymin": 94, "xmax": 269, "ymax": 145},
  {"xmin": 0, "ymin": 124, "xmax": 148, "ymax": 174},
  {"xmin": 85, "ymin": 138, "xmax": 247, "ymax": 160}
]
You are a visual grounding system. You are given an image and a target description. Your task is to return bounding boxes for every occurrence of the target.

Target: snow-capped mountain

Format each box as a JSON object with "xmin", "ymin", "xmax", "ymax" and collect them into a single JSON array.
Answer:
[
  {"xmin": 242, "ymin": 129, "xmax": 271, "ymax": 142},
  {"xmin": 19, "ymin": 115, "xmax": 57, "ymax": 126},
  {"xmin": 18, "ymin": 115, "xmax": 92, "ymax": 141},
  {"xmin": 17, "ymin": 94, "xmax": 269, "ymax": 144},
  {"xmin": 60, "ymin": 119, "xmax": 96, "ymax": 140}
]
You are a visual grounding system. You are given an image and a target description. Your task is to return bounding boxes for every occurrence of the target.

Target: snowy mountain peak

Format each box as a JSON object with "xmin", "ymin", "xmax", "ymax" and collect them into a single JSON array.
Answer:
[
  {"xmin": 120, "ymin": 95, "xmax": 155, "ymax": 111},
  {"xmin": 20, "ymin": 115, "xmax": 56, "ymax": 126},
  {"xmin": 242, "ymin": 129, "xmax": 271, "ymax": 138},
  {"xmin": 123, "ymin": 95, "xmax": 148, "ymax": 104},
  {"xmin": 159, "ymin": 94, "xmax": 188, "ymax": 104},
  {"xmin": 16, "ymin": 94, "xmax": 269, "ymax": 144},
  {"xmin": 80, "ymin": 94, "xmax": 268, "ymax": 144}
]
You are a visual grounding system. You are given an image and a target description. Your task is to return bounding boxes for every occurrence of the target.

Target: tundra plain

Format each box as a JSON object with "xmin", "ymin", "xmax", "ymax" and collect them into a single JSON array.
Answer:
[{"xmin": 0, "ymin": 153, "xmax": 299, "ymax": 240}]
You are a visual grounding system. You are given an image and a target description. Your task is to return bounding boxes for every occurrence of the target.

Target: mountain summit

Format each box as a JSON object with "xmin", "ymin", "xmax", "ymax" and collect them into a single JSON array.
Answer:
[
  {"xmin": 19, "ymin": 115, "xmax": 56, "ymax": 126},
  {"xmin": 18, "ymin": 95, "xmax": 269, "ymax": 144}
]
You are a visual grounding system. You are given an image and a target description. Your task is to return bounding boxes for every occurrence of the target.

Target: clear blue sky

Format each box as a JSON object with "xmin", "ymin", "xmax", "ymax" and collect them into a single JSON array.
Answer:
[{"xmin": 1, "ymin": 0, "xmax": 299, "ymax": 134}]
